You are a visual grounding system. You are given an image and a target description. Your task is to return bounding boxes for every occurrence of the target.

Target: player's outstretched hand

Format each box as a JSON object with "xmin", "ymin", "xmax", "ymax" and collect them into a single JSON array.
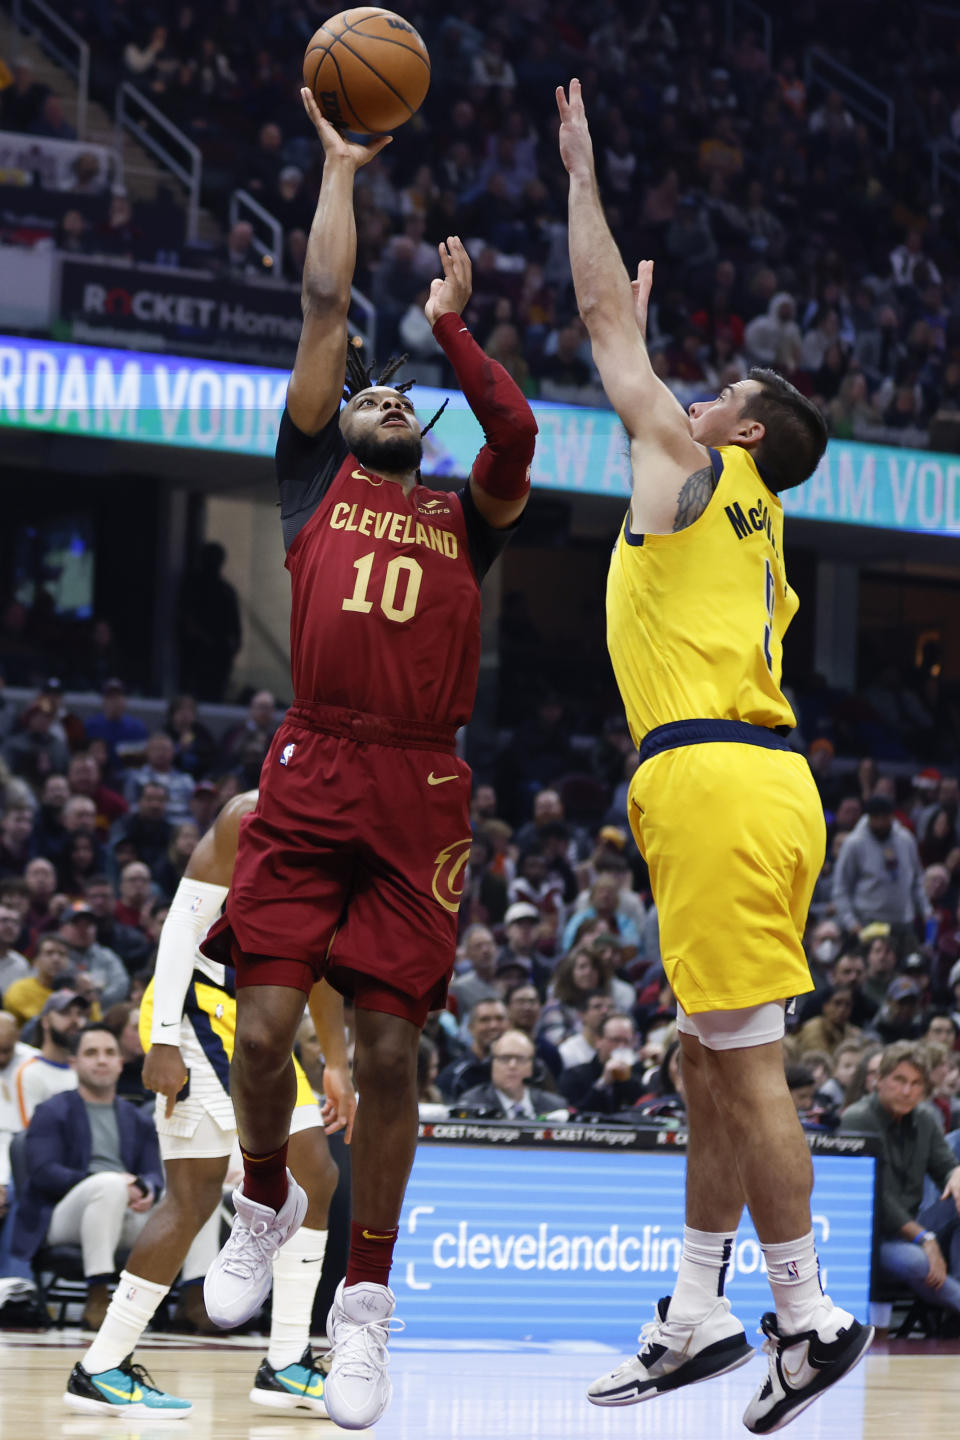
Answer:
[
  {"xmin": 143, "ymin": 1042, "xmax": 189, "ymax": 1120},
  {"xmin": 321, "ymin": 1062, "xmax": 357, "ymax": 1144},
  {"xmin": 425, "ymin": 235, "xmax": 472, "ymax": 326},
  {"xmin": 556, "ymin": 78, "xmax": 595, "ymax": 178},
  {"xmin": 300, "ymin": 87, "xmax": 392, "ymax": 168},
  {"xmin": 632, "ymin": 260, "xmax": 654, "ymax": 341}
]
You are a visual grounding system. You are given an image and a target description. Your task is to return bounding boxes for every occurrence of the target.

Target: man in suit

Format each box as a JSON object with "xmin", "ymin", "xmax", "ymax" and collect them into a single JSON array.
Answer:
[
  {"xmin": 458, "ymin": 1030, "xmax": 568, "ymax": 1119},
  {"xmin": 11, "ymin": 1023, "xmax": 163, "ymax": 1327}
]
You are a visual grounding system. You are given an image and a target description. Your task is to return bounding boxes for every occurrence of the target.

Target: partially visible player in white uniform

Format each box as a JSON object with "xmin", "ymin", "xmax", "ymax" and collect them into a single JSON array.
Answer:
[{"xmin": 64, "ymin": 791, "xmax": 355, "ymax": 1418}]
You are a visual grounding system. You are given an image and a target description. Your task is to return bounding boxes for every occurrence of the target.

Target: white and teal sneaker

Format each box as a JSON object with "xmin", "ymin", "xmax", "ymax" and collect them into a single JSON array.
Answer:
[
  {"xmin": 250, "ymin": 1346, "xmax": 328, "ymax": 1415},
  {"xmin": 64, "ymin": 1355, "xmax": 192, "ymax": 1418}
]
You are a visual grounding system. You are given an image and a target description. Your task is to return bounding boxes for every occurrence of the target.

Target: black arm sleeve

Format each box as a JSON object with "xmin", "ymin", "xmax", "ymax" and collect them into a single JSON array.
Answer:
[
  {"xmin": 458, "ymin": 482, "xmax": 521, "ymax": 583},
  {"xmin": 276, "ymin": 407, "xmax": 349, "ymax": 551}
]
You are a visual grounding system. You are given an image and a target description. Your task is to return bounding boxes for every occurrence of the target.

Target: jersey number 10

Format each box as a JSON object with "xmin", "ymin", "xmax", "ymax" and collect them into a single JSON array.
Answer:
[{"xmin": 342, "ymin": 551, "xmax": 424, "ymax": 624}]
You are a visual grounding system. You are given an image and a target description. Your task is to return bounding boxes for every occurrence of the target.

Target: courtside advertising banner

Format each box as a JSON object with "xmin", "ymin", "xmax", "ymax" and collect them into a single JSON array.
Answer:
[
  {"xmin": 3, "ymin": 334, "xmax": 960, "ymax": 533},
  {"xmin": 395, "ymin": 1137, "xmax": 876, "ymax": 1344}
]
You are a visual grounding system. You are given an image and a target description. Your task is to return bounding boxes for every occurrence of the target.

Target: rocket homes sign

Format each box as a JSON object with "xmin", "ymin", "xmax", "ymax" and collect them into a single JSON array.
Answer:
[{"xmin": 59, "ymin": 258, "xmax": 302, "ymax": 364}]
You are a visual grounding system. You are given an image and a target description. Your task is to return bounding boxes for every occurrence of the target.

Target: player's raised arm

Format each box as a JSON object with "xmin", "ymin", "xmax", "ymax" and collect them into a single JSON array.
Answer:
[
  {"xmin": 557, "ymin": 81, "xmax": 707, "ymax": 527},
  {"xmin": 425, "ymin": 236, "xmax": 538, "ymax": 529},
  {"xmin": 285, "ymin": 89, "xmax": 392, "ymax": 436}
]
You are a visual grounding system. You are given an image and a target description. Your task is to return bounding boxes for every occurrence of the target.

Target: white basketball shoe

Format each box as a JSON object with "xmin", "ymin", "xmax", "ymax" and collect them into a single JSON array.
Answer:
[
  {"xmin": 323, "ymin": 1279, "xmax": 400, "ymax": 1429},
  {"xmin": 587, "ymin": 1294, "xmax": 754, "ymax": 1406},
  {"xmin": 203, "ymin": 1170, "xmax": 307, "ymax": 1328},
  {"xmin": 743, "ymin": 1300, "xmax": 874, "ymax": 1432}
]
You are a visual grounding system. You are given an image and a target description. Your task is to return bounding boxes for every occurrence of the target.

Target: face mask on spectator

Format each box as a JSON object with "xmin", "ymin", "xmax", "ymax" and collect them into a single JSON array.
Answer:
[{"xmin": 815, "ymin": 939, "xmax": 840, "ymax": 964}]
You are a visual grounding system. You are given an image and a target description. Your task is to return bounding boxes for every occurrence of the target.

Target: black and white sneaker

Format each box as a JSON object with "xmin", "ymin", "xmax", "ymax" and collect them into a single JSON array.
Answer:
[
  {"xmin": 742, "ymin": 1302, "xmax": 874, "ymax": 1433},
  {"xmin": 586, "ymin": 1295, "xmax": 754, "ymax": 1407}
]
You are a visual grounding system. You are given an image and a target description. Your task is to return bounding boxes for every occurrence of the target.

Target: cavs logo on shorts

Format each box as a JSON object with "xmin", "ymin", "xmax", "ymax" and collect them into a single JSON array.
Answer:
[{"xmin": 431, "ymin": 837, "xmax": 472, "ymax": 914}]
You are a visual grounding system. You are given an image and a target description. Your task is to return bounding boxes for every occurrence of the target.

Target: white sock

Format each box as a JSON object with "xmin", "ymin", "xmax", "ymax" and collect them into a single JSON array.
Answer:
[
  {"xmin": 668, "ymin": 1226, "xmax": 738, "ymax": 1323},
  {"xmin": 82, "ymin": 1270, "xmax": 169, "ymax": 1375},
  {"xmin": 762, "ymin": 1231, "xmax": 827, "ymax": 1333},
  {"xmin": 268, "ymin": 1225, "xmax": 328, "ymax": 1370}
]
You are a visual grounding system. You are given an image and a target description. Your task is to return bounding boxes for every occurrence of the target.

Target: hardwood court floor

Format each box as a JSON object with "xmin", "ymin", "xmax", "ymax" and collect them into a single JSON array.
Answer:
[{"xmin": 1, "ymin": 1332, "xmax": 958, "ymax": 1439}]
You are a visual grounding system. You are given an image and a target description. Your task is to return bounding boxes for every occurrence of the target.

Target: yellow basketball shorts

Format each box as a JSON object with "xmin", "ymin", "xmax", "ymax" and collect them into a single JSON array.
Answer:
[
  {"xmin": 139, "ymin": 975, "xmax": 317, "ymax": 1128},
  {"xmin": 628, "ymin": 737, "xmax": 825, "ymax": 1015}
]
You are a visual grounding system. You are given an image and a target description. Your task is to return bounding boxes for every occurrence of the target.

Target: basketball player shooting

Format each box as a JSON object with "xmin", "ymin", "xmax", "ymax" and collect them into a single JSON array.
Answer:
[
  {"xmin": 200, "ymin": 87, "xmax": 537, "ymax": 1430},
  {"xmin": 64, "ymin": 792, "xmax": 352, "ymax": 1418},
  {"xmin": 557, "ymin": 79, "xmax": 872, "ymax": 1433}
]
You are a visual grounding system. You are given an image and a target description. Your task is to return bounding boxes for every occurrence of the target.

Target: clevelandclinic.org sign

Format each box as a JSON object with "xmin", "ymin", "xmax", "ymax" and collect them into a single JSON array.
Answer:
[{"xmin": 2, "ymin": 333, "xmax": 960, "ymax": 532}]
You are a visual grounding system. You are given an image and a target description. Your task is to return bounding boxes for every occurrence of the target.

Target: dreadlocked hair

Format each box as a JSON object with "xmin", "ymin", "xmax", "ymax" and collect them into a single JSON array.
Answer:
[{"xmin": 341, "ymin": 336, "xmax": 448, "ymax": 435}]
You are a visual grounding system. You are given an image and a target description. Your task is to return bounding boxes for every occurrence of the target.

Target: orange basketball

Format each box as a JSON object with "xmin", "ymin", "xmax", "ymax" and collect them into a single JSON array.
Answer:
[{"xmin": 303, "ymin": 8, "xmax": 431, "ymax": 135}]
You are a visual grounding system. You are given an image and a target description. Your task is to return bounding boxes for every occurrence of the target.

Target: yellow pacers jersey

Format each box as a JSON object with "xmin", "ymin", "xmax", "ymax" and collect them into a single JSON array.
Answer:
[{"xmin": 607, "ymin": 445, "xmax": 797, "ymax": 746}]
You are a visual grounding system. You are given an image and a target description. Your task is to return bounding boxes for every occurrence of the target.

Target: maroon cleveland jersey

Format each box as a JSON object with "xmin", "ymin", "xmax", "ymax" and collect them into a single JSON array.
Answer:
[{"xmin": 276, "ymin": 408, "xmax": 513, "ymax": 727}]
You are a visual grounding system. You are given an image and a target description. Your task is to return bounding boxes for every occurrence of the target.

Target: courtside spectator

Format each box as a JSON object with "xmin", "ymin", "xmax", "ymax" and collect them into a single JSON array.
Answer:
[
  {"xmin": 458, "ymin": 1030, "xmax": 567, "ymax": 1119},
  {"xmin": 436, "ymin": 998, "xmax": 508, "ymax": 1100},
  {"xmin": 14, "ymin": 991, "xmax": 88, "ymax": 1123},
  {"xmin": 11, "ymin": 1024, "xmax": 162, "ymax": 1329},
  {"xmin": 558, "ymin": 1012, "xmax": 645, "ymax": 1115}
]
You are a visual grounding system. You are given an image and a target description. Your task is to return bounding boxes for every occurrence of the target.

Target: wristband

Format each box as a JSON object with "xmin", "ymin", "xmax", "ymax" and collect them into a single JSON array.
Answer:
[{"xmin": 914, "ymin": 1230, "xmax": 935, "ymax": 1244}]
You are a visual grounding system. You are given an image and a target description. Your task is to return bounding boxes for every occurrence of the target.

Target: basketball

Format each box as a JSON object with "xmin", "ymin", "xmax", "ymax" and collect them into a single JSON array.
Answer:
[{"xmin": 303, "ymin": 8, "xmax": 431, "ymax": 135}]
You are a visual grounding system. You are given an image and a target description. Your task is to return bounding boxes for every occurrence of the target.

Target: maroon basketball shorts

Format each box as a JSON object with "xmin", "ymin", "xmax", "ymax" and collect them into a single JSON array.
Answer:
[{"xmin": 202, "ymin": 702, "xmax": 471, "ymax": 1027}]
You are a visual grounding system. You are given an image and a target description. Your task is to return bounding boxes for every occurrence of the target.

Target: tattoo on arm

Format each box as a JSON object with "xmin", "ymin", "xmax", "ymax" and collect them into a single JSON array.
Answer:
[{"xmin": 673, "ymin": 465, "xmax": 718, "ymax": 532}]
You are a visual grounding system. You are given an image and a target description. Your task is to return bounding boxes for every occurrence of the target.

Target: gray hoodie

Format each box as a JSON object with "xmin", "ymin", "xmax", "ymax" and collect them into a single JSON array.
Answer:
[{"xmin": 831, "ymin": 815, "xmax": 928, "ymax": 932}]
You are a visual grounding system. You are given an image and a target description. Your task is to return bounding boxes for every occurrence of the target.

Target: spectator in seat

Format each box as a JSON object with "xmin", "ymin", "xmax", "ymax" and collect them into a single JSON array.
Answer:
[
  {"xmin": 495, "ymin": 901, "xmax": 550, "ymax": 991},
  {"xmin": 187, "ymin": 777, "xmax": 219, "ymax": 836},
  {"xmin": 925, "ymin": 1043, "xmax": 960, "ymax": 1133},
  {"xmin": 538, "ymin": 320, "xmax": 594, "ymax": 392},
  {"xmin": 82, "ymin": 876, "xmax": 151, "ymax": 974},
  {"xmin": 796, "ymin": 985, "xmax": 862, "ymax": 1055},
  {"xmin": 816, "ymin": 1040, "xmax": 866, "ymax": 1110},
  {"xmin": 832, "ymin": 796, "xmax": 930, "ymax": 949},
  {"xmin": 109, "ymin": 783, "xmax": 173, "ymax": 879},
  {"xmin": 11, "ymin": 1023, "xmax": 162, "ymax": 1330},
  {"xmin": 3, "ymin": 936, "xmax": 74, "ymax": 1028},
  {"xmin": 101, "ymin": 1001, "xmax": 148, "ymax": 1105},
  {"xmin": 0, "ymin": 805, "xmax": 34, "ymax": 882},
  {"xmin": 0, "ymin": 905, "xmax": 29, "ymax": 1001},
  {"xmin": 860, "ymin": 925, "xmax": 900, "ymax": 1010},
  {"xmin": 32, "ymin": 774, "xmax": 72, "ymax": 862},
  {"xmin": 0, "ymin": 60, "xmax": 47, "ymax": 133},
  {"xmin": 83, "ymin": 681, "xmax": 148, "ymax": 772},
  {"xmin": 57, "ymin": 903, "xmax": 129, "ymax": 1011},
  {"xmin": 14, "ymin": 990, "xmax": 88, "ymax": 1123},
  {"xmin": 875, "ymin": 977, "xmax": 927, "ymax": 1045},
  {"xmin": 558, "ymin": 1012, "xmax": 645, "ymax": 1115},
  {"xmin": 124, "ymin": 733, "xmax": 195, "ymax": 825},
  {"xmin": 458, "ymin": 1031, "xmax": 567, "ymax": 1120},
  {"xmin": 163, "ymin": 695, "xmax": 215, "ymax": 780},
  {"xmin": 0, "ymin": 878, "xmax": 30, "ymax": 955},
  {"xmin": 450, "ymin": 924, "xmax": 499, "ymax": 1017},
  {"xmin": 67, "ymin": 753, "xmax": 128, "ymax": 834},
  {"xmin": 57, "ymin": 829, "xmax": 105, "ymax": 900},
  {"xmin": 31, "ymin": 94, "xmax": 76, "ymax": 141},
  {"xmin": 556, "ymin": 989, "xmax": 613, "ymax": 1069},
  {"xmin": 839, "ymin": 1041, "xmax": 960, "ymax": 1329},
  {"xmin": 561, "ymin": 873, "xmax": 643, "ymax": 954},
  {"xmin": 217, "ymin": 690, "xmax": 278, "ymax": 773},
  {"xmin": 3, "ymin": 699, "xmax": 70, "ymax": 785},
  {"xmin": 115, "ymin": 862, "xmax": 154, "ymax": 932},
  {"xmin": 436, "ymin": 998, "xmax": 508, "ymax": 1100},
  {"xmin": 0, "ymin": 1012, "xmax": 33, "ymax": 1194},
  {"xmin": 925, "ymin": 1013, "xmax": 959, "ymax": 1055},
  {"xmin": 504, "ymin": 981, "xmax": 562, "ymax": 1082},
  {"xmin": 460, "ymin": 832, "xmax": 508, "ymax": 928},
  {"xmin": 153, "ymin": 821, "xmax": 200, "ymax": 901}
]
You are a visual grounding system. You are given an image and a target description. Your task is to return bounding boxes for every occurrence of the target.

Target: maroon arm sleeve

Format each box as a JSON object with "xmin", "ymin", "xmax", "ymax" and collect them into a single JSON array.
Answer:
[{"xmin": 432, "ymin": 312, "xmax": 538, "ymax": 500}]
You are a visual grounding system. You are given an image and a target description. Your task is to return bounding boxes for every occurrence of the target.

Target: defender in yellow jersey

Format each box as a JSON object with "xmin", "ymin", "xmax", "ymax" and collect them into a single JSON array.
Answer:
[{"xmin": 558, "ymin": 78, "xmax": 872, "ymax": 1432}]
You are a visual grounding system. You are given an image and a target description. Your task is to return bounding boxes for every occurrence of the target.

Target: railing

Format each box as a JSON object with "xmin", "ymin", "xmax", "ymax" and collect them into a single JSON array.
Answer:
[
  {"xmin": 229, "ymin": 189, "xmax": 283, "ymax": 276},
  {"xmin": 804, "ymin": 46, "xmax": 895, "ymax": 151},
  {"xmin": 724, "ymin": 0, "xmax": 772, "ymax": 59},
  {"xmin": 11, "ymin": 0, "xmax": 90, "ymax": 138},
  {"xmin": 116, "ymin": 83, "xmax": 201, "ymax": 244},
  {"xmin": 929, "ymin": 137, "xmax": 960, "ymax": 199}
]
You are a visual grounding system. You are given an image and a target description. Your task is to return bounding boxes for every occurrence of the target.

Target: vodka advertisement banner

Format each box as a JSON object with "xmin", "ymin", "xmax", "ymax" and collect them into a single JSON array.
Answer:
[{"xmin": 2, "ymin": 334, "xmax": 960, "ymax": 532}]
